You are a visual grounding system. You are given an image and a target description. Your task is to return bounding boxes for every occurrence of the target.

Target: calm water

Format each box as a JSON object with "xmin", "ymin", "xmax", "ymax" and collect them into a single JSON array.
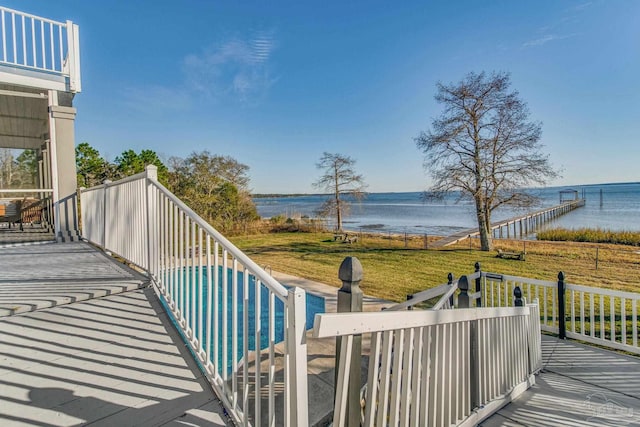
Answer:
[{"xmin": 254, "ymin": 182, "xmax": 640, "ymax": 236}]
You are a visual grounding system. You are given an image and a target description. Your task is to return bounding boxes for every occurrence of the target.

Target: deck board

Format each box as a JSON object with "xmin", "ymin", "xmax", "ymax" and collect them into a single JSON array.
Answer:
[
  {"xmin": 0, "ymin": 242, "xmax": 147, "ymax": 316},
  {"xmin": 480, "ymin": 335, "xmax": 640, "ymax": 426},
  {"xmin": 0, "ymin": 242, "xmax": 229, "ymax": 427}
]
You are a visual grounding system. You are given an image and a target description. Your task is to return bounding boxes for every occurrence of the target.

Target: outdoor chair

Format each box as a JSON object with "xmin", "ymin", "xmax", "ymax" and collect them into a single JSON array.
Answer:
[{"xmin": 0, "ymin": 199, "xmax": 25, "ymax": 230}]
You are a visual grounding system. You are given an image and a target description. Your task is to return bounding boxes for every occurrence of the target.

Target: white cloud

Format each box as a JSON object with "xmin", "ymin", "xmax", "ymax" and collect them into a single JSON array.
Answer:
[
  {"xmin": 522, "ymin": 33, "xmax": 577, "ymax": 49},
  {"xmin": 522, "ymin": 34, "xmax": 558, "ymax": 48},
  {"xmin": 183, "ymin": 30, "xmax": 277, "ymax": 103},
  {"xmin": 121, "ymin": 30, "xmax": 278, "ymax": 113}
]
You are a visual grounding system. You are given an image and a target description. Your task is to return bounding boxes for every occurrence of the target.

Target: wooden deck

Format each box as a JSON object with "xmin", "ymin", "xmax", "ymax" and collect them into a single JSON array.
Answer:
[
  {"xmin": 1, "ymin": 241, "xmax": 638, "ymax": 426},
  {"xmin": 0, "ymin": 222, "xmax": 55, "ymax": 247},
  {"xmin": 0, "ymin": 242, "xmax": 230, "ymax": 426},
  {"xmin": 481, "ymin": 334, "xmax": 640, "ymax": 426}
]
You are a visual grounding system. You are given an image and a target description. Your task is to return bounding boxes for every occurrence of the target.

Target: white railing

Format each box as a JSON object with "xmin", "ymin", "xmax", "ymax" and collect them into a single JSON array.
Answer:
[
  {"xmin": 386, "ymin": 282, "xmax": 456, "ymax": 311},
  {"xmin": 481, "ymin": 272, "xmax": 640, "ymax": 355},
  {"xmin": 0, "ymin": 6, "xmax": 81, "ymax": 92},
  {"xmin": 80, "ymin": 166, "xmax": 309, "ymax": 426},
  {"xmin": 314, "ymin": 304, "xmax": 540, "ymax": 427}
]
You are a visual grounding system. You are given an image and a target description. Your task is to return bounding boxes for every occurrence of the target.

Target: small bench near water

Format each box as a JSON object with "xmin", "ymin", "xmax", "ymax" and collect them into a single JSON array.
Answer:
[
  {"xmin": 496, "ymin": 249, "xmax": 526, "ymax": 261},
  {"xmin": 333, "ymin": 233, "xmax": 358, "ymax": 244}
]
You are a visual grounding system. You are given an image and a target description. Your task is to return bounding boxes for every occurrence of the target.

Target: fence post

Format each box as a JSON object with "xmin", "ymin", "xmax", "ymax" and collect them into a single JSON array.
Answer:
[
  {"xmin": 558, "ymin": 271, "xmax": 566, "ymax": 339},
  {"xmin": 406, "ymin": 294, "xmax": 414, "ymax": 310},
  {"xmin": 458, "ymin": 275, "xmax": 470, "ymax": 308},
  {"xmin": 448, "ymin": 272, "xmax": 455, "ymax": 307},
  {"xmin": 336, "ymin": 256, "xmax": 363, "ymax": 427},
  {"xmin": 475, "ymin": 262, "xmax": 482, "ymax": 307},
  {"xmin": 514, "ymin": 286, "xmax": 524, "ymax": 307}
]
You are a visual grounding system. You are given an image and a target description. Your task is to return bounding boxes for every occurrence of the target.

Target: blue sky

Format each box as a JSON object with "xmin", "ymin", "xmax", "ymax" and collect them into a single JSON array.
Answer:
[{"xmin": 7, "ymin": 1, "xmax": 640, "ymax": 193}]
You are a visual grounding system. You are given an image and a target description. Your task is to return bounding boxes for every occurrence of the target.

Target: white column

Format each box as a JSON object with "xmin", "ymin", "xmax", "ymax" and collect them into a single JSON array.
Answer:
[{"xmin": 48, "ymin": 90, "xmax": 79, "ymax": 242}]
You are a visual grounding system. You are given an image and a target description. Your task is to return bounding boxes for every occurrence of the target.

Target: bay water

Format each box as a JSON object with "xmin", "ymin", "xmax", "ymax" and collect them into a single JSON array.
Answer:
[{"xmin": 254, "ymin": 182, "xmax": 640, "ymax": 236}]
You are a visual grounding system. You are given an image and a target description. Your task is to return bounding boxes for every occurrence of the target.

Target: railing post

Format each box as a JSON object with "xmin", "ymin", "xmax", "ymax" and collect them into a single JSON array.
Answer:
[
  {"xmin": 102, "ymin": 179, "xmax": 111, "ymax": 249},
  {"xmin": 558, "ymin": 271, "xmax": 566, "ymax": 339},
  {"xmin": 448, "ymin": 272, "xmax": 455, "ymax": 307},
  {"xmin": 458, "ymin": 275, "xmax": 470, "ymax": 308},
  {"xmin": 336, "ymin": 256, "xmax": 363, "ymax": 427},
  {"xmin": 287, "ymin": 287, "xmax": 309, "ymax": 427},
  {"xmin": 514, "ymin": 286, "xmax": 524, "ymax": 307},
  {"xmin": 475, "ymin": 262, "xmax": 482, "ymax": 307},
  {"xmin": 145, "ymin": 165, "xmax": 158, "ymax": 277}
]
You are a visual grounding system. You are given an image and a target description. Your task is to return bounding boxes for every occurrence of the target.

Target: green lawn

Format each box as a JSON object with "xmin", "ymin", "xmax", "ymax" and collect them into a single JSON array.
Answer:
[{"xmin": 230, "ymin": 231, "xmax": 640, "ymax": 302}]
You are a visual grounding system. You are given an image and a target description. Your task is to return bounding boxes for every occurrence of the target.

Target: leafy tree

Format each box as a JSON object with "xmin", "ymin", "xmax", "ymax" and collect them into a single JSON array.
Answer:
[
  {"xmin": 76, "ymin": 142, "xmax": 113, "ymax": 187},
  {"xmin": 0, "ymin": 149, "xmax": 16, "ymax": 188},
  {"xmin": 415, "ymin": 71, "xmax": 558, "ymax": 251},
  {"xmin": 168, "ymin": 151, "xmax": 258, "ymax": 232},
  {"xmin": 15, "ymin": 150, "xmax": 38, "ymax": 187},
  {"xmin": 313, "ymin": 152, "xmax": 366, "ymax": 232},
  {"xmin": 114, "ymin": 149, "xmax": 169, "ymax": 185}
]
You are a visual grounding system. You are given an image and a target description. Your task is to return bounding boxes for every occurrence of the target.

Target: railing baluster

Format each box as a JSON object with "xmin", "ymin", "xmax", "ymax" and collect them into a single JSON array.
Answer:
[
  {"xmin": 232, "ymin": 258, "xmax": 239, "ymax": 409},
  {"xmin": 268, "ymin": 290, "xmax": 275, "ymax": 427},
  {"xmin": 31, "ymin": 17, "xmax": 35, "ymax": 66},
  {"xmin": 213, "ymin": 240, "xmax": 220, "ymax": 375},
  {"xmin": 621, "ymin": 297, "xmax": 626, "ymax": 346},
  {"xmin": 40, "ymin": 19, "xmax": 44, "ymax": 68},
  {"xmin": 222, "ymin": 250, "xmax": 228, "ymax": 384},
  {"xmin": 611, "ymin": 296, "xmax": 616, "ymax": 343},
  {"xmin": 190, "ymin": 219, "xmax": 196, "ymax": 338},
  {"xmin": 11, "ymin": 12, "xmax": 16, "ymax": 63},
  {"xmin": 242, "ymin": 267, "xmax": 249, "ymax": 426},
  {"xmin": 376, "ymin": 330, "xmax": 394, "ymax": 427},
  {"xmin": 58, "ymin": 23, "xmax": 64, "ymax": 71},
  {"xmin": 198, "ymin": 227, "xmax": 204, "ymax": 348},
  {"xmin": 571, "ymin": 290, "xmax": 576, "ymax": 333},
  {"xmin": 590, "ymin": 293, "xmax": 595, "ymax": 337},
  {"xmin": 49, "ymin": 22, "xmax": 54, "ymax": 70},
  {"xmin": 580, "ymin": 291, "xmax": 585, "ymax": 335},
  {"xmin": 179, "ymin": 210, "xmax": 185, "ymax": 323},
  {"xmin": 633, "ymin": 299, "xmax": 638, "ymax": 348},
  {"xmin": 2, "ymin": 10, "xmax": 6, "ymax": 62},
  {"xmin": 364, "ymin": 331, "xmax": 382, "ymax": 427},
  {"xmin": 388, "ymin": 328, "xmax": 405, "ymax": 426},
  {"xmin": 254, "ymin": 278, "xmax": 262, "ymax": 425},
  {"xmin": 21, "ymin": 15, "xmax": 25, "ymax": 65},
  {"xmin": 206, "ymin": 235, "xmax": 212, "ymax": 365},
  {"xmin": 600, "ymin": 295, "xmax": 605, "ymax": 340},
  {"xmin": 408, "ymin": 327, "xmax": 423, "ymax": 425}
]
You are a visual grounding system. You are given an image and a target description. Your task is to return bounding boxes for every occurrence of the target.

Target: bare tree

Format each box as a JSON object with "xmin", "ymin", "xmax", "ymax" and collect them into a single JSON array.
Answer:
[
  {"xmin": 314, "ymin": 152, "xmax": 366, "ymax": 232},
  {"xmin": 415, "ymin": 71, "xmax": 558, "ymax": 251}
]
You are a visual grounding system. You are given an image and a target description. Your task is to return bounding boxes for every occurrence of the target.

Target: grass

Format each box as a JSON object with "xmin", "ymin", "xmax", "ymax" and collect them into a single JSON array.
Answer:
[
  {"xmin": 230, "ymin": 231, "xmax": 640, "ymax": 302},
  {"xmin": 538, "ymin": 228, "xmax": 640, "ymax": 246}
]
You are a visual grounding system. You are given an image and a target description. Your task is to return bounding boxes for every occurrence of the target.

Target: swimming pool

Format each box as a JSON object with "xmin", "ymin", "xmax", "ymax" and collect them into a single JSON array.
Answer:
[{"xmin": 159, "ymin": 266, "xmax": 325, "ymax": 370}]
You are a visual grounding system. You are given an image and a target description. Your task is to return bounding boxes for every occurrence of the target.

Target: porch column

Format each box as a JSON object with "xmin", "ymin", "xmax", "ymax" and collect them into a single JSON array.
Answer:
[{"xmin": 48, "ymin": 90, "xmax": 79, "ymax": 242}]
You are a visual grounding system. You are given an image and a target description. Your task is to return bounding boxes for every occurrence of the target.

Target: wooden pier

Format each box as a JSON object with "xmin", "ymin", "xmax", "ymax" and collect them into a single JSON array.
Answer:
[{"xmin": 432, "ymin": 199, "xmax": 585, "ymax": 248}]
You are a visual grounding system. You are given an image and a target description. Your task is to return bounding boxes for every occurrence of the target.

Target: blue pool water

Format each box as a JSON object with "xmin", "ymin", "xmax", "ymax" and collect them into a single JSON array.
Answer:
[{"xmin": 160, "ymin": 266, "xmax": 325, "ymax": 372}]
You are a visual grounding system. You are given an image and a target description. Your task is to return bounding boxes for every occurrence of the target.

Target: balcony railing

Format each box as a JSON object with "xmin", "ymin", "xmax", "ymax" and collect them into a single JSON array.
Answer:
[
  {"xmin": 80, "ymin": 166, "xmax": 309, "ymax": 426},
  {"xmin": 0, "ymin": 6, "xmax": 80, "ymax": 92}
]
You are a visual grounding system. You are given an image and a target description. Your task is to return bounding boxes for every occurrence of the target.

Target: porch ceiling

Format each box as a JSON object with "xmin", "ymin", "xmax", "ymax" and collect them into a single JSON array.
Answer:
[{"xmin": 0, "ymin": 84, "xmax": 49, "ymax": 150}]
